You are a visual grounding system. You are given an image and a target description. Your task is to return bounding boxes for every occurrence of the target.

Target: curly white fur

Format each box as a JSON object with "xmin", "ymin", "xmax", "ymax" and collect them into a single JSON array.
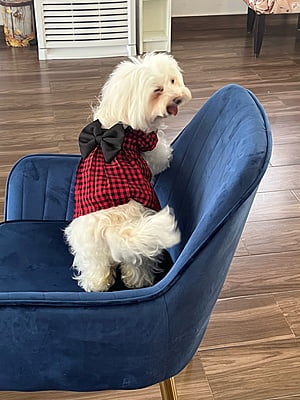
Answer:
[
  {"xmin": 65, "ymin": 201, "xmax": 180, "ymax": 292},
  {"xmin": 93, "ymin": 52, "xmax": 191, "ymax": 132},
  {"xmin": 65, "ymin": 52, "xmax": 191, "ymax": 292}
]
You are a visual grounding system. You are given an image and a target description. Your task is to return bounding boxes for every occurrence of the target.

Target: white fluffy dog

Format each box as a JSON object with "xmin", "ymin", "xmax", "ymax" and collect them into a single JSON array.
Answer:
[{"xmin": 64, "ymin": 52, "xmax": 191, "ymax": 292}]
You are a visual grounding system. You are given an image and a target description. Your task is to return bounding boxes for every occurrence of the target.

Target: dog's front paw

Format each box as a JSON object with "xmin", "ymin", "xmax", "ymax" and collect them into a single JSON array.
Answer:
[{"xmin": 142, "ymin": 131, "xmax": 173, "ymax": 176}]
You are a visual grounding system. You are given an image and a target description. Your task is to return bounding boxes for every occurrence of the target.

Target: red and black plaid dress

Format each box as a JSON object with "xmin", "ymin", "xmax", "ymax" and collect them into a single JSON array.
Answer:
[{"xmin": 73, "ymin": 129, "xmax": 161, "ymax": 218}]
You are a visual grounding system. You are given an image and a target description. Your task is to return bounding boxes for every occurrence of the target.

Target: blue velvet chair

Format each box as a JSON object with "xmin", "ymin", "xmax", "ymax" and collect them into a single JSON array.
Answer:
[{"xmin": 0, "ymin": 84, "xmax": 272, "ymax": 399}]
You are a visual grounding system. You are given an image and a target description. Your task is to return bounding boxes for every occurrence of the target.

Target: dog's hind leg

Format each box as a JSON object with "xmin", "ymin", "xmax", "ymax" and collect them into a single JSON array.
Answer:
[
  {"xmin": 120, "ymin": 257, "xmax": 159, "ymax": 289},
  {"xmin": 64, "ymin": 212, "xmax": 117, "ymax": 292},
  {"xmin": 105, "ymin": 201, "xmax": 180, "ymax": 288},
  {"xmin": 73, "ymin": 254, "xmax": 117, "ymax": 292}
]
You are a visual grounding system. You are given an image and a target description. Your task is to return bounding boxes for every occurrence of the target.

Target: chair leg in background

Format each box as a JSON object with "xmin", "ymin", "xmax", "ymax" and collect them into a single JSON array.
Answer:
[
  {"xmin": 159, "ymin": 377, "xmax": 178, "ymax": 400},
  {"xmin": 247, "ymin": 7, "xmax": 256, "ymax": 33},
  {"xmin": 253, "ymin": 13, "xmax": 266, "ymax": 57}
]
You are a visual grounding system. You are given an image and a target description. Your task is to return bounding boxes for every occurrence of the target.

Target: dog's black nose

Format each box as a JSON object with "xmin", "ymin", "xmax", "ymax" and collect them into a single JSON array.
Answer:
[{"xmin": 174, "ymin": 98, "xmax": 182, "ymax": 105}]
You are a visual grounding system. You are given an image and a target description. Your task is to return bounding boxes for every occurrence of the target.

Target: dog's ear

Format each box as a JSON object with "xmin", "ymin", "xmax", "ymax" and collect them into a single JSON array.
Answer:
[{"xmin": 93, "ymin": 56, "xmax": 153, "ymax": 130}]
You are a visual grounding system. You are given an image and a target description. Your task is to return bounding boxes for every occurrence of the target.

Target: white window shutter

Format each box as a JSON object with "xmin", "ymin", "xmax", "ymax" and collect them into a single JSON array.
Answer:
[{"xmin": 34, "ymin": 0, "xmax": 136, "ymax": 59}]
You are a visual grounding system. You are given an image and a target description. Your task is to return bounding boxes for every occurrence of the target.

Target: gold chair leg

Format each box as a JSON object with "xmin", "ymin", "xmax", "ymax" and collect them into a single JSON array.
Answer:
[{"xmin": 159, "ymin": 377, "xmax": 178, "ymax": 400}]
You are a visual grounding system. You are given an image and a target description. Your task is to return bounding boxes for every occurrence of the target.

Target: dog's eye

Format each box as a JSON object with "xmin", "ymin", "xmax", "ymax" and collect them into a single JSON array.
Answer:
[
  {"xmin": 171, "ymin": 79, "xmax": 175, "ymax": 84},
  {"xmin": 154, "ymin": 87, "xmax": 163, "ymax": 93}
]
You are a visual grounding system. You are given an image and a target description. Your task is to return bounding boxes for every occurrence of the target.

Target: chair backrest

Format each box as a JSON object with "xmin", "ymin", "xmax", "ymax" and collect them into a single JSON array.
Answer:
[
  {"xmin": 4, "ymin": 154, "xmax": 80, "ymax": 221},
  {"xmin": 150, "ymin": 84, "xmax": 272, "ymax": 376},
  {"xmin": 155, "ymin": 83, "xmax": 272, "ymax": 264}
]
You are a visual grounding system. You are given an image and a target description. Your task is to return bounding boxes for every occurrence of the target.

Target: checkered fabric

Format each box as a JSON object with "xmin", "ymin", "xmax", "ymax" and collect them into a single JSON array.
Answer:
[{"xmin": 73, "ymin": 128, "xmax": 161, "ymax": 218}]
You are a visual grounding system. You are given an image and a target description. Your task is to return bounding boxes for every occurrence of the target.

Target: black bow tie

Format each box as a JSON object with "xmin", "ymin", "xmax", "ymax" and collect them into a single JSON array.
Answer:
[{"xmin": 79, "ymin": 120, "xmax": 127, "ymax": 163}]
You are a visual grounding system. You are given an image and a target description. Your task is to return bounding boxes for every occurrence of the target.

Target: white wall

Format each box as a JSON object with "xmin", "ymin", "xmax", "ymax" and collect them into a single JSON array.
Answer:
[
  {"xmin": 172, "ymin": 0, "xmax": 247, "ymax": 17},
  {"xmin": 0, "ymin": 2, "xmax": 247, "ymax": 28}
]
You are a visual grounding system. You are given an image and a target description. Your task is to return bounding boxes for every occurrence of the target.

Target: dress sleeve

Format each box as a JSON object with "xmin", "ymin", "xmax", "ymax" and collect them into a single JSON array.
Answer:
[{"xmin": 137, "ymin": 131, "xmax": 158, "ymax": 152}]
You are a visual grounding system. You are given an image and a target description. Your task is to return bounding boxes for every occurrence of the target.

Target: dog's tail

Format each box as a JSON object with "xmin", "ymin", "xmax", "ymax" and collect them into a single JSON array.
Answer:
[{"xmin": 105, "ymin": 203, "xmax": 180, "ymax": 265}]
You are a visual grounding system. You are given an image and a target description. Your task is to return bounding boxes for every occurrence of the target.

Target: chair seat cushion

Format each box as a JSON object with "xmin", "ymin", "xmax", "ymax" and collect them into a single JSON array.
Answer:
[
  {"xmin": 0, "ymin": 221, "xmax": 78, "ymax": 293},
  {"xmin": 244, "ymin": 0, "xmax": 300, "ymax": 14},
  {"xmin": 0, "ymin": 221, "xmax": 173, "ymax": 294}
]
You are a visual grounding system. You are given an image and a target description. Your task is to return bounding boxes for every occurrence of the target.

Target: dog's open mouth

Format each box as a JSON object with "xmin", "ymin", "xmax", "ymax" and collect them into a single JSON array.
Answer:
[
  {"xmin": 166, "ymin": 103, "xmax": 178, "ymax": 116},
  {"xmin": 166, "ymin": 98, "xmax": 183, "ymax": 116}
]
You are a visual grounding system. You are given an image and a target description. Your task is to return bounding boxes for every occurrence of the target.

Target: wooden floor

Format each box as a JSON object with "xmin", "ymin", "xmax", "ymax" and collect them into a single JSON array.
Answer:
[{"xmin": 0, "ymin": 13, "xmax": 300, "ymax": 400}]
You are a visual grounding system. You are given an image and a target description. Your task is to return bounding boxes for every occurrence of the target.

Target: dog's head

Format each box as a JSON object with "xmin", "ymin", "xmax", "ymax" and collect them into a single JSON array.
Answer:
[{"xmin": 94, "ymin": 52, "xmax": 192, "ymax": 132}]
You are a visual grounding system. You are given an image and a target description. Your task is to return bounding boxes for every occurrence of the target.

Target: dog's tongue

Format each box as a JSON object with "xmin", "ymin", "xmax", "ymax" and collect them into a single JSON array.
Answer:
[{"xmin": 167, "ymin": 104, "xmax": 178, "ymax": 116}]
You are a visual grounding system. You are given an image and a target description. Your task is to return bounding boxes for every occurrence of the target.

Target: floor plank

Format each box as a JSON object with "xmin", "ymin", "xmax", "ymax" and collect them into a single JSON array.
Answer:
[
  {"xmin": 221, "ymin": 251, "xmax": 300, "ymax": 298},
  {"xmin": 248, "ymin": 191, "xmax": 300, "ymax": 222},
  {"xmin": 200, "ymin": 295, "xmax": 294, "ymax": 349},
  {"xmin": 234, "ymin": 238, "xmax": 249, "ymax": 257},
  {"xmin": 274, "ymin": 290, "xmax": 300, "ymax": 338},
  {"xmin": 271, "ymin": 143, "xmax": 300, "ymax": 166},
  {"xmin": 242, "ymin": 217, "xmax": 300, "ymax": 255},
  {"xmin": 200, "ymin": 339, "xmax": 300, "ymax": 400},
  {"xmin": 268, "ymin": 395, "xmax": 300, "ymax": 400},
  {"xmin": 258, "ymin": 165, "xmax": 300, "ymax": 192},
  {"xmin": 293, "ymin": 189, "xmax": 300, "ymax": 201}
]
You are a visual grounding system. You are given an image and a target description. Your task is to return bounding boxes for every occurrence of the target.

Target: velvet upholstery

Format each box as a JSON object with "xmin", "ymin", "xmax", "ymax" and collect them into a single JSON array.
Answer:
[
  {"xmin": 5, "ymin": 154, "xmax": 80, "ymax": 221},
  {"xmin": 0, "ymin": 84, "xmax": 272, "ymax": 392}
]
